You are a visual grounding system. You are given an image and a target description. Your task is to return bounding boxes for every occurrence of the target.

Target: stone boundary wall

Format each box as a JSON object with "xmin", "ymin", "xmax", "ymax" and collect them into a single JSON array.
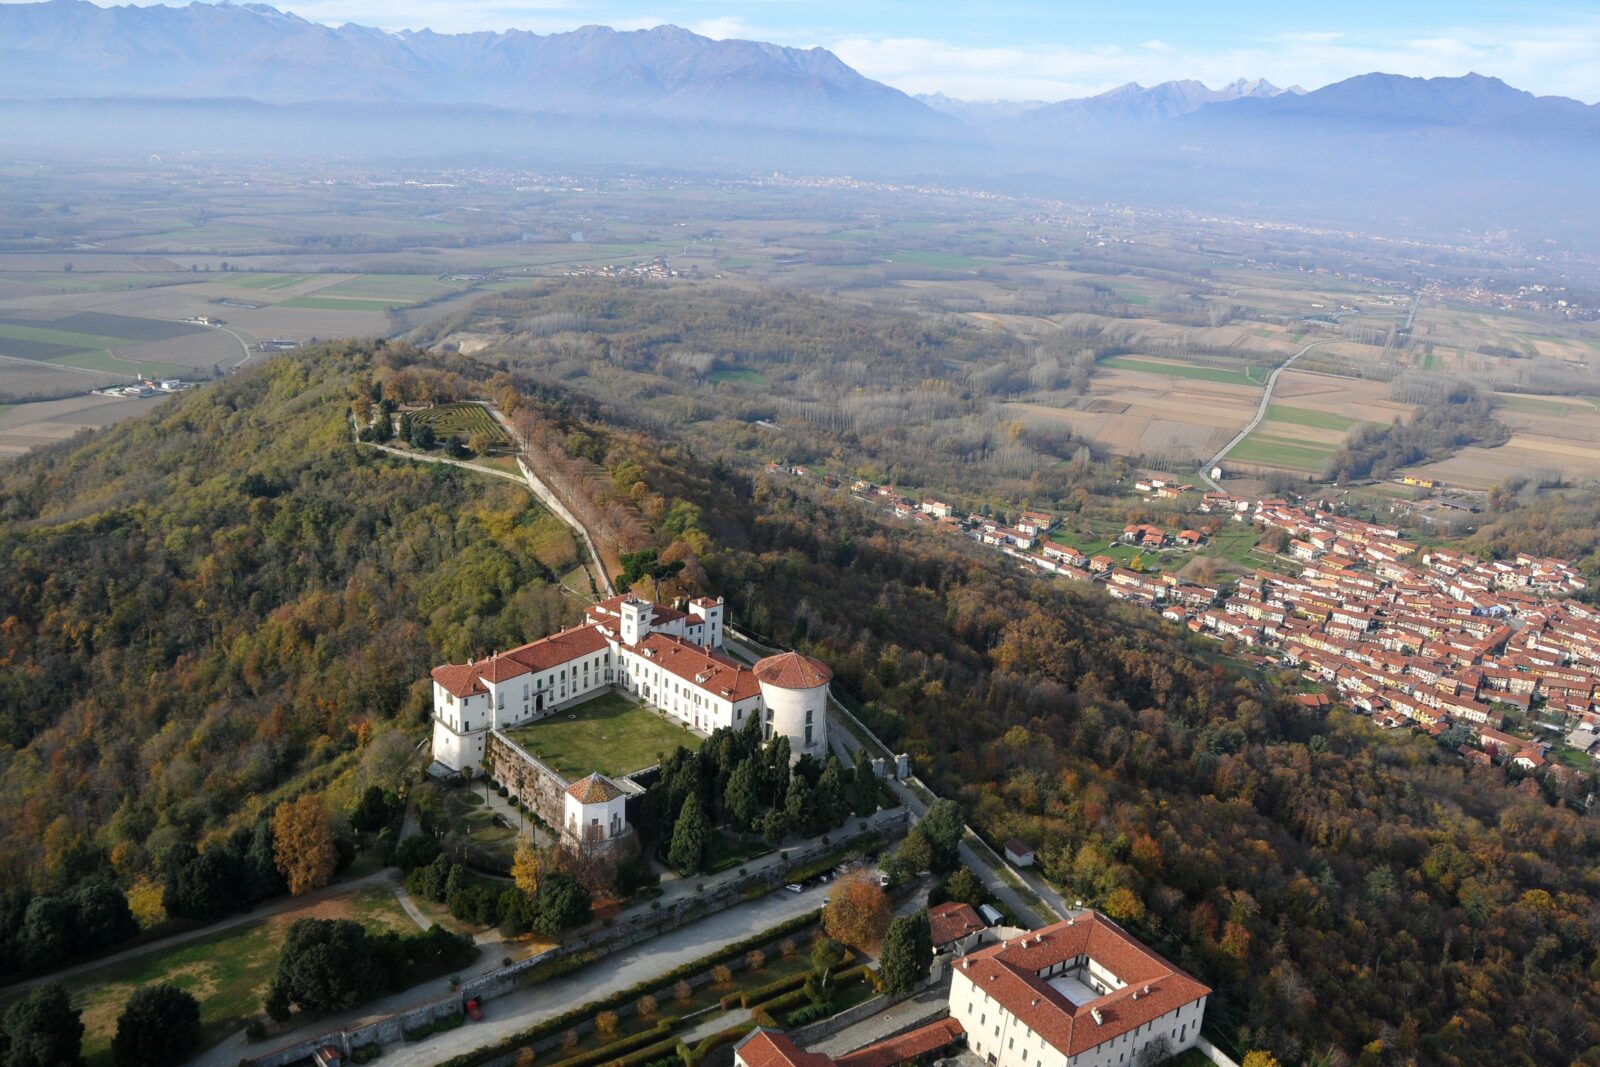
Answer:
[
  {"xmin": 514, "ymin": 455, "xmax": 615, "ymax": 597},
  {"xmin": 485, "ymin": 730, "xmax": 568, "ymax": 829},
  {"xmin": 1196, "ymin": 1037, "xmax": 1242, "ymax": 1067},
  {"xmin": 249, "ymin": 813, "xmax": 910, "ymax": 1067}
]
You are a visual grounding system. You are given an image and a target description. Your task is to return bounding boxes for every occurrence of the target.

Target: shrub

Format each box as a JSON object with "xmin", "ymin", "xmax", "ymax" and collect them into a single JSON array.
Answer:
[{"xmin": 785, "ymin": 1000, "xmax": 835, "ymax": 1027}]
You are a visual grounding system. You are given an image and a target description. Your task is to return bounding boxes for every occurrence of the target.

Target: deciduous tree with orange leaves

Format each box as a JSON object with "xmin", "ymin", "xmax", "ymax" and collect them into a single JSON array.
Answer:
[
  {"xmin": 273, "ymin": 793, "xmax": 338, "ymax": 895},
  {"xmin": 822, "ymin": 873, "xmax": 891, "ymax": 951}
]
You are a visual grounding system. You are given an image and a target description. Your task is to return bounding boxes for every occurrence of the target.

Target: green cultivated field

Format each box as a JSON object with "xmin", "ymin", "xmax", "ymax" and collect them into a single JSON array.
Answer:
[
  {"xmin": 1231, "ymin": 432, "xmax": 1335, "ymax": 472},
  {"xmin": 19, "ymin": 885, "xmax": 416, "ymax": 1067},
  {"xmin": 1102, "ymin": 356, "xmax": 1261, "ymax": 388},
  {"xmin": 883, "ymin": 250, "xmax": 991, "ymax": 270},
  {"xmin": 1263, "ymin": 404, "xmax": 1361, "ymax": 431},
  {"xmin": 278, "ymin": 295, "xmax": 405, "ymax": 311},
  {"xmin": 507, "ymin": 692, "xmax": 700, "ymax": 778},
  {"xmin": 226, "ymin": 273, "xmax": 318, "ymax": 290},
  {"xmin": 1492, "ymin": 394, "xmax": 1589, "ymax": 416}
]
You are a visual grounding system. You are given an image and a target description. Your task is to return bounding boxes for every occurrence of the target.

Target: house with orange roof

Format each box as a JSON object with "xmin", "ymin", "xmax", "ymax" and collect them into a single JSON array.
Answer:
[{"xmin": 951, "ymin": 911, "xmax": 1210, "ymax": 1067}]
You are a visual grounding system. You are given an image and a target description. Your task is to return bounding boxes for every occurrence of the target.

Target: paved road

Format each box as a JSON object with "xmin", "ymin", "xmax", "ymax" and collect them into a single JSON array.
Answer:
[
  {"xmin": 808, "ymin": 985, "xmax": 952, "ymax": 1059},
  {"xmin": 359, "ymin": 887, "xmax": 828, "ymax": 1067},
  {"xmin": 0, "ymin": 870, "xmax": 399, "ymax": 997},
  {"xmin": 1199, "ymin": 338, "xmax": 1339, "ymax": 490}
]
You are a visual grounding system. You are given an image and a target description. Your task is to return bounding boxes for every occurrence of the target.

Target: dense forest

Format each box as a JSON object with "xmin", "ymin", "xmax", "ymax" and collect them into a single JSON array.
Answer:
[{"xmin": 0, "ymin": 343, "xmax": 578, "ymax": 891}]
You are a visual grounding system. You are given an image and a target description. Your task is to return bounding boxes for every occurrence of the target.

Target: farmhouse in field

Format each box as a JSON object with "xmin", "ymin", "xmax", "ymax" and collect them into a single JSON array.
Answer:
[{"xmin": 428, "ymin": 593, "xmax": 831, "ymax": 847}]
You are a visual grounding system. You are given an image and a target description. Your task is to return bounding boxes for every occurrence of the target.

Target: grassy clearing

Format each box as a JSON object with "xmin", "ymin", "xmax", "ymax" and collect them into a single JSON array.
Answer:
[
  {"xmin": 1202, "ymin": 525, "xmax": 1264, "ymax": 568},
  {"xmin": 710, "ymin": 368, "xmax": 764, "ymax": 384},
  {"xmin": 1230, "ymin": 432, "xmax": 1335, "ymax": 472},
  {"xmin": 1264, "ymin": 404, "xmax": 1361, "ymax": 431},
  {"xmin": 506, "ymin": 692, "xmax": 700, "ymax": 778},
  {"xmin": 25, "ymin": 885, "xmax": 416, "ymax": 1067},
  {"xmin": 1101, "ymin": 356, "xmax": 1259, "ymax": 388}
]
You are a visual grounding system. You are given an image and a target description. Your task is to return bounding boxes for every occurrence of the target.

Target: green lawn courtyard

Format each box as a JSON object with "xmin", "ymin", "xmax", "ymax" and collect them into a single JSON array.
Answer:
[{"xmin": 506, "ymin": 692, "xmax": 701, "ymax": 779}]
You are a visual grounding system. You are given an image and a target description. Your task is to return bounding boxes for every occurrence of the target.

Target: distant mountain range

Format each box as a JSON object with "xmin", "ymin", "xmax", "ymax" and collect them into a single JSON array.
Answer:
[
  {"xmin": 0, "ymin": 0, "xmax": 947, "ymax": 135},
  {"xmin": 922, "ymin": 78, "xmax": 1304, "ymax": 131},
  {"xmin": 0, "ymin": 0, "xmax": 1596, "ymax": 238}
]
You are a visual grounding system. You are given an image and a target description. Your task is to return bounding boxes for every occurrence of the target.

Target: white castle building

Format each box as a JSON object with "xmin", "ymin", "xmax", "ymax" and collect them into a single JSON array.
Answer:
[{"xmin": 429, "ymin": 593, "xmax": 830, "ymax": 776}]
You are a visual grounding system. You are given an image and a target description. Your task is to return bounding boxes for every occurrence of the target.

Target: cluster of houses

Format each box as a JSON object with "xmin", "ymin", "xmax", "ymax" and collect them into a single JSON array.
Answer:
[
  {"xmin": 1196, "ymin": 502, "xmax": 1598, "ymax": 779},
  {"xmin": 759, "ymin": 463, "xmax": 1598, "ymax": 783}
]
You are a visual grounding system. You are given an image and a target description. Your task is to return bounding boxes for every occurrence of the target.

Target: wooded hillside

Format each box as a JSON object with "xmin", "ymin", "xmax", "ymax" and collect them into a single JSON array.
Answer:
[{"xmin": 0, "ymin": 343, "xmax": 575, "ymax": 889}]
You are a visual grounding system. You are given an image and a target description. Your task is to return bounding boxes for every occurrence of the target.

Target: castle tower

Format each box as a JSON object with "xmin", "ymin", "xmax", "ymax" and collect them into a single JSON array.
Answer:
[
  {"xmin": 619, "ymin": 597, "xmax": 650, "ymax": 645},
  {"xmin": 753, "ymin": 651, "xmax": 831, "ymax": 760}
]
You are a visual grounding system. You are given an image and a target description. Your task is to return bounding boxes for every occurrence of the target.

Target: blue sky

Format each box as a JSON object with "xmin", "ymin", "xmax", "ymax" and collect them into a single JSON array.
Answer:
[{"xmin": 67, "ymin": 1, "xmax": 1600, "ymax": 101}]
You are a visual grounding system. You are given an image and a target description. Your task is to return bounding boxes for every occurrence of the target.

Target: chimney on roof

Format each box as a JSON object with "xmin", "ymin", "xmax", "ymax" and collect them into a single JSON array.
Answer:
[
  {"xmin": 1142, "ymin": 985, "xmax": 1150, "ymax": 995},
  {"xmin": 1090, "ymin": 1009, "xmax": 1103, "ymax": 1025}
]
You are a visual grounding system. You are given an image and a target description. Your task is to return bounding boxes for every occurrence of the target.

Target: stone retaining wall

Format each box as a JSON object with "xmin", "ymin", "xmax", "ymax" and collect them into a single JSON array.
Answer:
[{"xmin": 485, "ymin": 730, "xmax": 568, "ymax": 829}]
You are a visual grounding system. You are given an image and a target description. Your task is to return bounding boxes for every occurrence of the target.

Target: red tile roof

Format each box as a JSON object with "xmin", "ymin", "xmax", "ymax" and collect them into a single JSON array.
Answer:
[
  {"xmin": 957, "ymin": 913, "xmax": 1210, "ymax": 1057},
  {"xmin": 752, "ymin": 651, "xmax": 833, "ymax": 690},
  {"xmin": 432, "ymin": 624, "xmax": 611, "ymax": 697},
  {"xmin": 638, "ymin": 633, "xmax": 762, "ymax": 701},
  {"xmin": 928, "ymin": 901, "xmax": 985, "ymax": 947},
  {"xmin": 565, "ymin": 773, "xmax": 624, "ymax": 803},
  {"xmin": 734, "ymin": 1030, "xmax": 834, "ymax": 1067},
  {"xmin": 835, "ymin": 1019, "xmax": 965, "ymax": 1067}
]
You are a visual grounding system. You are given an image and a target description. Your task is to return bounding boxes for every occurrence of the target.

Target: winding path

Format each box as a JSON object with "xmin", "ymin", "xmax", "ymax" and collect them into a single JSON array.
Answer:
[{"xmin": 1199, "ymin": 338, "xmax": 1339, "ymax": 490}]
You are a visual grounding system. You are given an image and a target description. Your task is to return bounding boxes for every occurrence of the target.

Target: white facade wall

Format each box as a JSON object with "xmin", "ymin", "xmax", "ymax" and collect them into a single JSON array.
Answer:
[
  {"xmin": 689, "ymin": 599, "xmax": 725, "ymax": 648},
  {"xmin": 952, "ymin": 968, "xmax": 1207, "ymax": 1067},
  {"xmin": 758, "ymin": 679, "xmax": 827, "ymax": 758},
  {"xmin": 564, "ymin": 790, "xmax": 629, "ymax": 843}
]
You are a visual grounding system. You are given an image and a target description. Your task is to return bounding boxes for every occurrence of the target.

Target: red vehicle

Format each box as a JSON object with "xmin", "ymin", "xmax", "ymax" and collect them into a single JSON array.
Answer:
[{"xmin": 464, "ymin": 998, "xmax": 484, "ymax": 1022}]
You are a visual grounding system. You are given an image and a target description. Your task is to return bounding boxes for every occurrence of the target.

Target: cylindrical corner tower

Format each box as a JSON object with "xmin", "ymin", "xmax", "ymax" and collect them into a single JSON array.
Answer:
[{"xmin": 753, "ymin": 651, "xmax": 831, "ymax": 760}]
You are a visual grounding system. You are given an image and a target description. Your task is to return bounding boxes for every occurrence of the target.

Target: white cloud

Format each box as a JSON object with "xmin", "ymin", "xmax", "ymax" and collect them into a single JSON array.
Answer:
[{"xmin": 831, "ymin": 25, "xmax": 1600, "ymax": 103}]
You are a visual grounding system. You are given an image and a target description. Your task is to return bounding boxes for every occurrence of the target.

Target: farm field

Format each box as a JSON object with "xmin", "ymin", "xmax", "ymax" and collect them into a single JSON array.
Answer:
[
  {"xmin": 1006, "ymin": 362, "xmax": 1262, "ymax": 467},
  {"xmin": 1100, "ymin": 355, "xmax": 1262, "ymax": 387},
  {"xmin": 16, "ymin": 884, "xmax": 420, "ymax": 1067},
  {"xmin": 1396, "ymin": 389, "xmax": 1600, "ymax": 489},
  {"xmin": 1230, "ymin": 432, "xmax": 1336, "ymax": 473},
  {"xmin": 506, "ymin": 692, "xmax": 701, "ymax": 779},
  {"xmin": 0, "ymin": 392, "xmax": 173, "ymax": 456}
]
